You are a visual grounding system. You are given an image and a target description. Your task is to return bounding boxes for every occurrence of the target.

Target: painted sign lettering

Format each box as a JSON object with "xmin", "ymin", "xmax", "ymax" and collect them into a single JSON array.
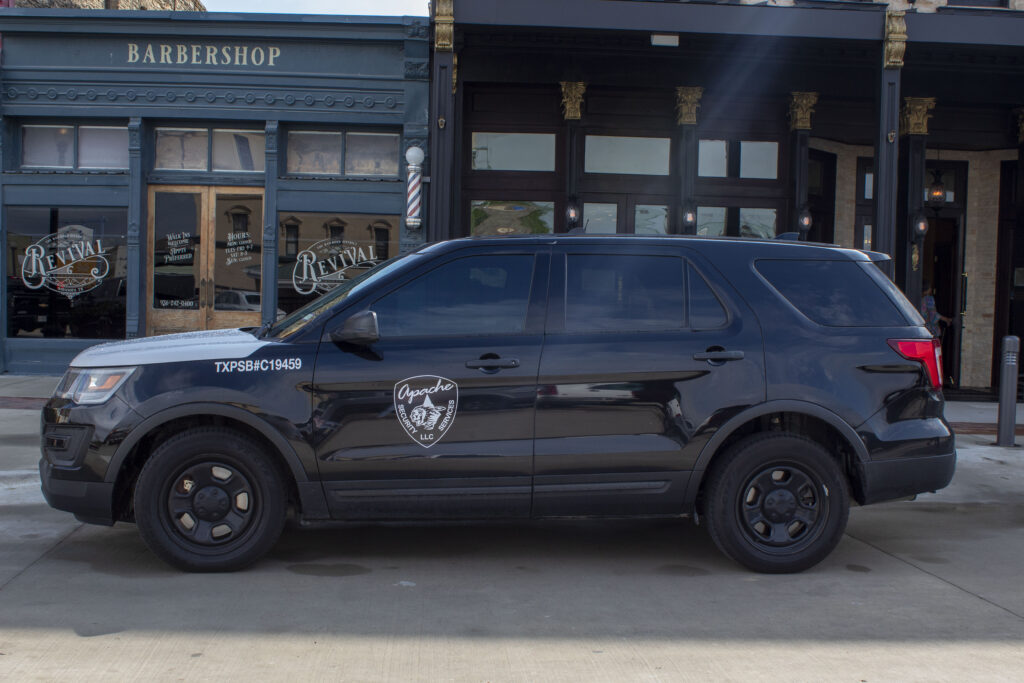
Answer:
[
  {"xmin": 128, "ymin": 43, "xmax": 282, "ymax": 67},
  {"xmin": 292, "ymin": 239, "xmax": 379, "ymax": 296},
  {"xmin": 21, "ymin": 225, "xmax": 111, "ymax": 299}
]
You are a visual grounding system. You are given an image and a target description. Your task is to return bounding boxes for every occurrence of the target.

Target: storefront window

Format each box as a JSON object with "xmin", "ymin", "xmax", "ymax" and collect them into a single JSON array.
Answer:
[
  {"xmin": 698, "ymin": 140, "xmax": 727, "ymax": 178},
  {"xmin": 739, "ymin": 142, "xmax": 778, "ymax": 179},
  {"xmin": 79, "ymin": 127, "xmax": 129, "ymax": 169},
  {"xmin": 471, "ymin": 133, "xmax": 556, "ymax": 171},
  {"xmin": 22, "ymin": 124, "xmax": 128, "ymax": 170},
  {"xmin": 212, "ymin": 130, "xmax": 266, "ymax": 172},
  {"xmin": 696, "ymin": 207, "xmax": 726, "ymax": 236},
  {"xmin": 7, "ymin": 206, "xmax": 128, "ymax": 339},
  {"xmin": 286, "ymin": 132, "xmax": 342, "ymax": 175},
  {"xmin": 277, "ymin": 211, "xmax": 399, "ymax": 314},
  {"xmin": 582, "ymin": 203, "xmax": 618, "ymax": 233},
  {"xmin": 155, "ymin": 128, "xmax": 208, "ymax": 170},
  {"xmin": 584, "ymin": 136, "xmax": 670, "ymax": 175},
  {"xmin": 470, "ymin": 200, "xmax": 554, "ymax": 236},
  {"xmin": 634, "ymin": 205, "xmax": 669, "ymax": 235},
  {"xmin": 738, "ymin": 208, "xmax": 777, "ymax": 238},
  {"xmin": 345, "ymin": 133, "xmax": 400, "ymax": 176}
]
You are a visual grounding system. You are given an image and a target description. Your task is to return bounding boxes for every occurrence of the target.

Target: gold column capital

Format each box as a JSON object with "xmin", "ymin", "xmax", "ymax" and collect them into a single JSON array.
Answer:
[
  {"xmin": 434, "ymin": 0, "xmax": 453, "ymax": 52},
  {"xmin": 675, "ymin": 86, "xmax": 704, "ymax": 126},
  {"xmin": 884, "ymin": 9, "xmax": 907, "ymax": 69},
  {"xmin": 902, "ymin": 97, "xmax": 936, "ymax": 136},
  {"xmin": 560, "ymin": 81, "xmax": 586, "ymax": 121},
  {"xmin": 789, "ymin": 92, "xmax": 819, "ymax": 131}
]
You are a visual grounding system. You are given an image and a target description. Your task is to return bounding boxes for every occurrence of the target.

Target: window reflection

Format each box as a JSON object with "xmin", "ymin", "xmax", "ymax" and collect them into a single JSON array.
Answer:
[
  {"xmin": 470, "ymin": 201, "xmax": 554, "ymax": 236},
  {"xmin": 22, "ymin": 126, "xmax": 75, "ymax": 168},
  {"xmin": 471, "ymin": 133, "xmax": 556, "ymax": 171},
  {"xmin": 155, "ymin": 128, "xmax": 208, "ymax": 170},
  {"xmin": 696, "ymin": 207, "xmax": 726, "ymax": 236},
  {"xmin": 634, "ymin": 205, "xmax": 669, "ymax": 235},
  {"xmin": 738, "ymin": 208, "xmax": 777, "ymax": 238},
  {"xmin": 698, "ymin": 140, "xmax": 727, "ymax": 178},
  {"xmin": 739, "ymin": 141, "xmax": 778, "ymax": 179},
  {"xmin": 584, "ymin": 136, "xmax": 670, "ymax": 176},
  {"xmin": 582, "ymin": 203, "xmax": 618, "ymax": 234},
  {"xmin": 212, "ymin": 130, "xmax": 265, "ymax": 172},
  {"xmin": 287, "ymin": 132, "xmax": 342, "ymax": 175}
]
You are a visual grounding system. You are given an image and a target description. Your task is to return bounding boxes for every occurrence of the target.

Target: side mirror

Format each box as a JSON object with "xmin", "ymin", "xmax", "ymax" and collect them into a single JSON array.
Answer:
[{"xmin": 330, "ymin": 310, "xmax": 380, "ymax": 346}]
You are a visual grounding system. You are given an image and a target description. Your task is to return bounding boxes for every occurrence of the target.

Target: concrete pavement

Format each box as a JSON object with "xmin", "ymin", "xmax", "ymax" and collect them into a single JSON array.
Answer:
[{"xmin": 1, "ymin": 373, "xmax": 1022, "ymax": 680}]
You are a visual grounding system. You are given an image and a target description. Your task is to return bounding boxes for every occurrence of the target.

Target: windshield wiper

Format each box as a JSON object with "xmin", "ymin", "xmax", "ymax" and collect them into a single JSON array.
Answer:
[{"xmin": 252, "ymin": 320, "xmax": 274, "ymax": 339}]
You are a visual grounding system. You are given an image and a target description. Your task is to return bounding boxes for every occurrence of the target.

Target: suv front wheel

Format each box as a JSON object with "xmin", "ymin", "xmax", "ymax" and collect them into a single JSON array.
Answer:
[
  {"xmin": 134, "ymin": 427, "xmax": 287, "ymax": 572},
  {"xmin": 704, "ymin": 433, "xmax": 849, "ymax": 573}
]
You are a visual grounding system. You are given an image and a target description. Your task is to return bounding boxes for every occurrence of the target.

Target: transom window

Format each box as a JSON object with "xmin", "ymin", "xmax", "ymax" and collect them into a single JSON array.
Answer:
[
  {"xmin": 698, "ymin": 139, "xmax": 779, "ymax": 180},
  {"xmin": 697, "ymin": 206, "xmax": 778, "ymax": 239},
  {"xmin": 154, "ymin": 127, "xmax": 265, "ymax": 172},
  {"xmin": 21, "ymin": 124, "xmax": 128, "ymax": 170},
  {"xmin": 584, "ymin": 135, "xmax": 671, "ymax": 176},
  {"xmin": 285, "ymin": 130, "xmax": 400, "ymax": 177},
  {"xmin": 471, "ymin": 133, "xmax": 556, "ymax": 172}
]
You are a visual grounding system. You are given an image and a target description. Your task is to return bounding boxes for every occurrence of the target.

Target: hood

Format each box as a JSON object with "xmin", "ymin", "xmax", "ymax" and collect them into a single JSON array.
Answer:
[{"xmin": 70, "ymin": 328, "xmax": 273, "ymax": 368}]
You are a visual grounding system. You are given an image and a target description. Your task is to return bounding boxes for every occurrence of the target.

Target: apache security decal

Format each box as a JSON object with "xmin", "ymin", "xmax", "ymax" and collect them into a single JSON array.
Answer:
[{"xmin": 394, "ymin": 375, "xmax": 459, "ymax": 449}]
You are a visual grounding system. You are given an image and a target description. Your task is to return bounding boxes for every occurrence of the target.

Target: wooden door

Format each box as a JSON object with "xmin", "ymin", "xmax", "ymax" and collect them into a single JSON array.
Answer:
[{"xmin": 147, "ymin": 186, "xmax": 264, "ymax": 336}]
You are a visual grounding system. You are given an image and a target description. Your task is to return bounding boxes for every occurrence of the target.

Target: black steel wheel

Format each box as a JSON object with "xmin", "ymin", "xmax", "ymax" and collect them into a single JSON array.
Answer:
[
  {"xmin": 135, "ymin": 427, "xmax": 286, "ymax": 572},
  {"xmin": 704, "ymin": 433, "xmax": 849, "ymax": 573}
]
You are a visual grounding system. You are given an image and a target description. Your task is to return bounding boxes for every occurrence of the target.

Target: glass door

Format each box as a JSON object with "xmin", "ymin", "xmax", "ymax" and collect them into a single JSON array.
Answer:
[
  {"xmin": 579, "ymin": 194, "xmax": 673, "ymax": 235},
  {"xmin": 147, "ymin": 186, "xmax": 264, "ymax": 336}
]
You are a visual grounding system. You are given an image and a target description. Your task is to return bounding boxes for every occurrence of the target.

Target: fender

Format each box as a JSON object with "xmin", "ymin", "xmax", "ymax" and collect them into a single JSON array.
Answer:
[
  {"xmin": 106, "ymin": 402, "xmax": 330, "ymax": 520},
  {"xmin": 682, "ymin": 399, "xmax": 870, "ymax": 507}
]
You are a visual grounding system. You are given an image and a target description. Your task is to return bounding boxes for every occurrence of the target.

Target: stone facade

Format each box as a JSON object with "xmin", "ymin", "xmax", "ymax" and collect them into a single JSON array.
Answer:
[{"xmin": 13, "ymin": 0, "xmax": 205, "ymax": 10}]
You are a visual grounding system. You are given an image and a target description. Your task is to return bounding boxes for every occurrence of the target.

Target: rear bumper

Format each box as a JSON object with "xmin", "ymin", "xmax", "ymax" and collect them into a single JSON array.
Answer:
[
  {"xmin": 855, "ymin": 450, "xmax": 956, "ymax": 505},
  {"xmin": 39, "ymin": 460, "xmax": 115, "ymax": 526}
]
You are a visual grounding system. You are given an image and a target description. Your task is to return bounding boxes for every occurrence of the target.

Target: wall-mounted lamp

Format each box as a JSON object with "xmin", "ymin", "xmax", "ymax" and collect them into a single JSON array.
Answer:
[
  {"xmin": 405, "ymin": 146, "xmax": 425, "ymax": 230},
  {"xmin": 797, "ymin": 206, "xmax": 813, "ymax": 239},
  {"xmin": 682, "ymin": 204, "xmax": 697, "ymax": 233},
  {"xmin": 566, "ymin": 200, "xmax": 580, "ymax": 230},
  {"xmin": 927, "ymin": 169, "xmax": 946, "ymax": 204},
  {"xmin": 912, "ymin": 211, "xmax": 929, "ymax": 242}
]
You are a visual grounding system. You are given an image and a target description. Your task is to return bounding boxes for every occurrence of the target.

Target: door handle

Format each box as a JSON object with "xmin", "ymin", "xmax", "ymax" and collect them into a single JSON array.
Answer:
[
  {"xmin": 693, "ymin": 350, "xmax": 744, "ymax": 361},
  {"xmin": 466, "ymin": 358, "xmax": 520, "ymax": 370}
]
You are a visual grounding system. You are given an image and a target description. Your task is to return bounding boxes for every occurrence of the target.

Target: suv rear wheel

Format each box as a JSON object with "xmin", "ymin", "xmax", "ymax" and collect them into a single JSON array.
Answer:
[
  {"xmin": 134, "ymin": 427, "xmax": 286, "ymax": 572},
  {"xmin": 704, "ymin": 433, "xmax": 849, "ymax": 573}
]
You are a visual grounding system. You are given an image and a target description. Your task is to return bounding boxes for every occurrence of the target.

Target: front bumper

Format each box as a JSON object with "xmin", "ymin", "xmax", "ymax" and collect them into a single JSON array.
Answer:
[{"xmin": 39, "ymin": 459, "xmax": 115, "ymax": 525}]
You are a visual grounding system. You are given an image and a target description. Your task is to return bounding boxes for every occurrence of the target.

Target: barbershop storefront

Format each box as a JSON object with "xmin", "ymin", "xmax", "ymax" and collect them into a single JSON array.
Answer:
[{"xmin": 0, "ymin": 10, "xmax": 429, "ymax": 373}]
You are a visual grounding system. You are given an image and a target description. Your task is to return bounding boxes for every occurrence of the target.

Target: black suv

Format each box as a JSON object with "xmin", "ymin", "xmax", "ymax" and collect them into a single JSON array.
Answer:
[{"xmin": 40, "ymin": 236, "xmax": 955, "ymax": 573}]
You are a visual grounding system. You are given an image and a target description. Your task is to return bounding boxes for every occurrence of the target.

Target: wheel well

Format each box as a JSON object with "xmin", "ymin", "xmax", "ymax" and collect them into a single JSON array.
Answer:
[
  {"xmin": 112, "ymin": 415, "xmax": 301, "ymax": 523},
  {"xmin": 696, "ymin": 412, "xmax": 865, "ymax": 515}
]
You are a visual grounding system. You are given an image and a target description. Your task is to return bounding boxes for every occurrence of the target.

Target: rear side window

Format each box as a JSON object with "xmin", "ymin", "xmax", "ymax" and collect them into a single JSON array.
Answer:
[{"xmin": 756, "ymin": 259, "xmax": 906, "ymax": 327}]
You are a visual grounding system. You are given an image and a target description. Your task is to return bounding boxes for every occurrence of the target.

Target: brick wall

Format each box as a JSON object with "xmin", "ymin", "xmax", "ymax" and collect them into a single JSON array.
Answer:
[{"xmin": 809, "ymin": 138, "xmax": 875, "ymax": 250}]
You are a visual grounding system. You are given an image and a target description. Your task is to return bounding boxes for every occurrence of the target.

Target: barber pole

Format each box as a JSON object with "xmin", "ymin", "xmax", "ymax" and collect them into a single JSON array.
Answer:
[{"xmin": 405, "ymin": 146, "xmax": 425, "ymax": 229}]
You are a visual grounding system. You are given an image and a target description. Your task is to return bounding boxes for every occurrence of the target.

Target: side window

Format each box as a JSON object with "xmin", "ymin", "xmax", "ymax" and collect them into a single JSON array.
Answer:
[
  {"xmin": 565, "ymin": 254, "xmax": 684, "ymax": 332},
  {"xmin": 372, "ymin": 254, "xmax": 535, "ymax": 337},
  {"xmin": 756, "ymin": 259, "xmax": 906, "ymax": 327},
  {"xmin": 688, "ymin": 264, "xmax": 728, "ymax": 329}
]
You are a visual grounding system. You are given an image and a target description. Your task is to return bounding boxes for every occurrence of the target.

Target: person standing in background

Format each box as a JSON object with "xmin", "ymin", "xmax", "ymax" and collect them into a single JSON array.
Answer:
[{"xmin": 920, "ymin": 281, "xmax": 951, "ymax": 338}]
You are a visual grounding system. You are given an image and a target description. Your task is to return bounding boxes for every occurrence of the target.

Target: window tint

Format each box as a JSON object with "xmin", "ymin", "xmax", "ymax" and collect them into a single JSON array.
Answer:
[
  {"xmin": 688, "ymin": 264, "xmax": 728, "ymax": 329},
  {"xmin": 566, "ymin": 255, "xmax": 683, "ymax": 332},
  {"xmin": 372, "ymin": 254, "xmax": 534, "ymax": 337},
  {"xmin": 756, "ymin": 259, "xmax": 906, "ymax": 327}
]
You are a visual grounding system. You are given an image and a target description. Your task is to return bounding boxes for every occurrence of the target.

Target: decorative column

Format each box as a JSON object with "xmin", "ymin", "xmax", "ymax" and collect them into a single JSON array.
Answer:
[
  {"xmin": 874, "ymin": 9, "xmax": 906, "ymax": 276},
  {"xmin": 561, "ymin": 81, "xmax": 586, "ymax": 231},
  {"xmin": 676, "ymin": 86, "xmax": 703, "ymax": 234},
  {"xmin": 0, "ymin": 118, "xmax": 7, "ymax": 369},
  {"xmin": 427, "ymin": 0, "xmax": 455, "ymax": 242},
  {"xmin": 1016, "ymin": 108, "xmax": 1024, "ymax": 302},
  {"xmin": 126, "ymin": 117, "xmax": 143, "ymax": 338},
  {"xmin": 261, "ymin": 121, "xmax": 279, "ymax": 326},
  {"xmin": 789, "ymin": 92, "xmax": 818, "ymax": 239},
  {"xmin": 898, "ymin": 97, "xmax": 934, "ymax": 307}
]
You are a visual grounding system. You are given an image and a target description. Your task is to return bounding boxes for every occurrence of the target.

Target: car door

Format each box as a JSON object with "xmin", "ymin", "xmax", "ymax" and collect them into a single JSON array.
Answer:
[
  {"xmin": 533, "ymin": 243, "xmax": 765, "ymax": 516},
  {"xmin": 311, "ymin": 244, "xmax": 549, "ymax": 519}
]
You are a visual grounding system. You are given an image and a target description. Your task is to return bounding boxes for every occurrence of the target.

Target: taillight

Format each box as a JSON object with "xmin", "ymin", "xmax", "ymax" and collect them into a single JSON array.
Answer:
[{"xmin": 888, "ymin": 338, "xmax": 943, "ymax": 390}]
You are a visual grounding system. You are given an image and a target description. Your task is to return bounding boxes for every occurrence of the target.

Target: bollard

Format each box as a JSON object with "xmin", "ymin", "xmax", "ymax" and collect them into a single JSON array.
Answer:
[{"xmin": 997, "ymin": 335, "xmax": 1019, "ymax": 447}]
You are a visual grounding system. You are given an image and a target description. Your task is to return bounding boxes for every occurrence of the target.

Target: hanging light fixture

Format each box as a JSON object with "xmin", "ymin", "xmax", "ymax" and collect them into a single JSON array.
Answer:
[{"xmin": 928, "ymin": 146, "xmax": 946, "ymax": 204}]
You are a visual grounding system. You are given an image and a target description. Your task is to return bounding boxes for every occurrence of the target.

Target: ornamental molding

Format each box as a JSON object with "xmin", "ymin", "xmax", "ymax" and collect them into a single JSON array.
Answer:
[
  {"xmin": 404, "ymin": 60, "xmax": 429, "ymax": 80},
  {"xmin": 789, "ymin": 91, "xmax": 818, "ymax": 131},
  {"xmin": 453, "ymin": 54, "xmax": 459, "ymax": 95},
  {"xmin": 675, "ymin": 86, "xmax": 703, "ymax": 126},
  {"xmin": 434, "ymin": 0, "xmax": 454, "ymax": 52},
  {"xmin": 405, "ymin": 21, "xmax": 429, "ymax": 39},
  {"xmin": 902, "ymin": 97, "xmax": 935, "ymax": 136},
  {"xmin": 884, "ymin": 9, "xmax": 907, "ymax": 69},
  {"xmin": 265, "ymin": 120, "xmax": 280, "ymax": 154},
  {"xmin": 560, "ymin": 81, "xmax": 586, "ymax": 121},
  {"xmin": 3, "ymin": 84, "xmax": 403, "ymax": 113}
]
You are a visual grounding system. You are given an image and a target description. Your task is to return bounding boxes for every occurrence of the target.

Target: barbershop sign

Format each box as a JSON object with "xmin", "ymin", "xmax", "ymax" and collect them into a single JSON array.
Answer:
[
  {"xmin": 21, "ymin": 226, "xmax": 110, "ymax": 299},
  {"xmin": 127, "ymin": 42, "xmax": 282, "ymax": 67}
]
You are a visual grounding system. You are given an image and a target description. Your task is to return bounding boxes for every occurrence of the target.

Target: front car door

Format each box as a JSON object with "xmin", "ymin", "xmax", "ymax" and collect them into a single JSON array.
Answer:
[
  {"xmin": 533, "ymin": 242, "xmax": 765, "ymax": 516},
  {"xmin": 311, "ymin": 244, "xmax": 549, "ymax": 519}
]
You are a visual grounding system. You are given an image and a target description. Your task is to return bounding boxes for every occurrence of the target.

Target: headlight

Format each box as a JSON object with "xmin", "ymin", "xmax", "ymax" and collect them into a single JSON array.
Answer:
[{"xmin": 56, "ymin": 367, "xmax": 136, "ymax": 405}]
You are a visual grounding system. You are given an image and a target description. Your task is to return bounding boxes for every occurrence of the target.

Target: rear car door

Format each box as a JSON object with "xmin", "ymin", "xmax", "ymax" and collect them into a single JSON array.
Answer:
[
  {"xmin": 533, "ymin": 243, "xmax": 765, "ymax": 516},
  {"xmin": 311, "ymin": 244, "xmax": 549, "ymax": 519}
]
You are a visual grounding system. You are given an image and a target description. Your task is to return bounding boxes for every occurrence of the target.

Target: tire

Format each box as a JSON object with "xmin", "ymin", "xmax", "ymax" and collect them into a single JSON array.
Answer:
[
  {"xmin": 134, "ymin": 427, "xmax": 287, "ymax": 572},
  {"xmin": 704, "ymin": 433, "xmax": 849, "ymax": 574}
]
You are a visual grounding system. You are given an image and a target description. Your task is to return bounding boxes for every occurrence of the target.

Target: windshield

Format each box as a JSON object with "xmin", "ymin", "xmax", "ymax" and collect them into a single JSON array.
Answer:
[{"xmin": 266, "ymin": 252, "xmax": 418, "ymax": 338}]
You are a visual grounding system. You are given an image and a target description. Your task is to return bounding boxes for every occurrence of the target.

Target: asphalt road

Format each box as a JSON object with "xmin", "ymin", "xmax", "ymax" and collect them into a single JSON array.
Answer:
[{"xmin": 2, "ymin": 391, "xmax": 1023, "ymax": 680}]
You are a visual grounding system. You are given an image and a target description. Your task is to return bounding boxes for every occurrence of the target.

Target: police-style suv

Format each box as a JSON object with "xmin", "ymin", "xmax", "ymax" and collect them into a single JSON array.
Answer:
[{"xmin": 40, "ymin": 236, "xmax": 955, "ymax": 573}]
